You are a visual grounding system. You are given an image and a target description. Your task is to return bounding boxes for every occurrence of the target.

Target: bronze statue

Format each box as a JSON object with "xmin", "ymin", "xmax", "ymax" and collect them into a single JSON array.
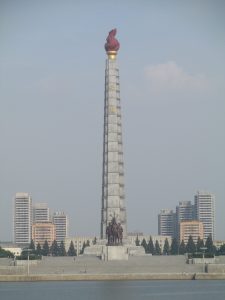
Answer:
[{"xmin": 106, "ymin": 217, "xmax": 123, "ymax": 245}]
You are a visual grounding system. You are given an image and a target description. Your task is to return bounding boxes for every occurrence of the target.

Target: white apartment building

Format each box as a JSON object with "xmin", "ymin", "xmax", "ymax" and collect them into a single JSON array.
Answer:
[
  {"xmin": 13, "ymin": 193, "xmax": 32, "ymax": 245},
  {"xmin": 33, "ymin": 203, "xmax": 50, "ymax": 223},
  {"xmin": 53, "ymin": 212, "xmax": 68, "ymax": 244},
  {"xmin": 176, "ymin": 201, "xmax": 194, "ymax": 241},
  {"xmin": 158, "ymin": 209, "xmax": 176, "ymax": 238},
  {"xmin": 65, "ymin": 236, "xmax": 94, "ymax": 254},
  {"xmin": 194, "ymin": 191, "xmax": 215, "ymax": 241},
  {"xmin": 128, "ymin": 234, "xmax": 172, "ymax": 250}
]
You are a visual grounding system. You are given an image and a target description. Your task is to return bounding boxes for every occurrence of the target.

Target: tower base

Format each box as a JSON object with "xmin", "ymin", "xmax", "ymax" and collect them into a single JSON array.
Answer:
[{"xmin": 83, "ymin": 240, "xmax": 146, "ymax": 261}]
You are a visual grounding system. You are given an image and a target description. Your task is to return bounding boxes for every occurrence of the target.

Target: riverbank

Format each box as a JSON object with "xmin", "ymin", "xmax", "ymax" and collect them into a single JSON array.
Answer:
[{"xmin": 1, "ymin": 272, "xmax": 225, "ymax": 281}]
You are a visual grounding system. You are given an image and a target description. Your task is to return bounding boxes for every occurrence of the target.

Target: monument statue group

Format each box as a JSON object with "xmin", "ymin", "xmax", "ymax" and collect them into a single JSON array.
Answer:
[{"xmin": 106, "ymin": 217, "xmax": 123, "ymax": 245}]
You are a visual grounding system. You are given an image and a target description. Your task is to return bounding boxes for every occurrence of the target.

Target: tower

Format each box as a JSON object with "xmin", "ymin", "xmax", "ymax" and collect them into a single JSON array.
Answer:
[
  {"xmin": 101, "ymin": 29, "xmax": 127, "ymax": 239},
  {"xmin": 176, "ymin": 201, "xmax": 193, "ymax": 241},
  {"xmin": 53, "ymin": 211, "xmax": 68, "ymax": 244},
  {"xmin": 13, "ymin": 192, "xmax": 32, "ymax": 245},
  {"xmin": 194, "ymin": 191, "xmax": 215, "ymax": 241},
  {"xmin": 158, "ymin": 209, "xmax": 176, "ymax": 238}
]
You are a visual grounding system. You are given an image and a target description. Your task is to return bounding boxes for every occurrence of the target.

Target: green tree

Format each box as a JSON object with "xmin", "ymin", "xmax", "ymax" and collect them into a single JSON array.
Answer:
[
  {"xmin": 155, "ymin": 240, "xmax": 161, "ymax": 255},
  {"xmin": 147, "ymin": 236, "xmax": 155, "ymax": 254},
  {"xmin": 205, "ymin": 235, "xmax": 215, "ymax": 254},
  {"xmin": 196, "ymin": 237, "xmax": 204, "ymax": 252},
  {"xmin": 67, "ymin": 241, "xmax": 76, "ymax": 256},
  {"xmin": 59, "ymin": 241, "xmax": 66, "ymax": 256},
  {"xmin": 179, "ymin": 240, "xmax": 186, "ymax": 254},
  {"xmin": 93, "ymin": 237, "xmax": 97, "ymax": 245},
  {"xmin": 36, "ymin": 243, "xmax": 42, "ymax": 256},
  {"xmin": 50, "ymin": 240, "xmax": 60, "ymax": 256},
  {"xmin": 186, "ymin": 235, "xmax": 196, "ymax": 254},
  {"xmin": 171, "ymin": 238, "xmax": 179, "ymax": 255},
  {"xmin": 218, "ymin": 244, "xmax": 225, "ymax": 255},
  {"xmin": 141, "ymin": 238, "xmax": 148, "ymax": 253},
  {"xmin": 80, "ymin": 242, "xmax": 86, "ymax": 254},
  {"xmin": 29, "ymin": 239, "xmax": 35, "ymax": 251},
  {"xmin": 135, "ymin": 235, "xmax": 140, "ymax": 246},
  {"xmin": 163, "ymin": 238, "xmax": 170, "ymax": 255},
  {"xmin": 42, "ymin": 240, "xmax": 50, "ymax": 256},
  {"xmin": 0, "ymin": 247, "xmax": 14, "ymax": 258},
  {"xmin": 86, "ymin": 240, "xmax": 90, "ymax": 247}
]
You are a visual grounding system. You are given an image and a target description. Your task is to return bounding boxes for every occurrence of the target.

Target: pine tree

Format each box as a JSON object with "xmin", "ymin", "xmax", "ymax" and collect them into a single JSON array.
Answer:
[
  {"xmin": 67, "ymin": 241, "xmax": 76, "ymax": 256},
  {"xmin": 50, "ymin": 240, "xmax": 60, "ymax": 256},
  {"xmin": 155, "ymin": 240, "xmax": 161, "ymax": 255},
  {"xmin": 163, "ymin": 238, "xmax": 170, "ymax": 255},
  {"xmin": 80, "ymin": 242, "xmax": 86, "ymax": 254},
  {"xmin": 135, "ymin": 235, "xmax": 140, "ymax": 246},
  {"xmin": 36, "ymin": 243, "xmax": 42, "ymax": 256},
  {"xmin": 171, "ymin": 238, "xmax": 179, "ymax": 255},
  {"xmin": 42, "ymin": 240, "xmax": 50, "ymax": 256},
  {"xmin": 205, "ymin": 235, "xmax": 215, "ymax": 254},
  {"xmin": 196, "ymin": 237, "xmax": 204, "ymax": 252},
  {"xmin": 59, "ymin": 241, "xmax": 66, "ymax": 256},
  {"xmin": 179, "ymin": 240, "xmax": 186, "ymax": 255},
  {"xmin": 29, "ymin": 239, "xmax": 35, "ymax": 251},
  {"xmin": 186, "ymin": 235, "xmax": 196, "ymax": 254},
  {"xmin": 147, "ymin": 236, "xmax": 155, "ymax": 255},
  {"xmin": 141, "ymin": 238, "xmax": 148, "ymax": 253},
  {"xmin": 218, "ymin": 244, "xmax": 225, "ymax": 255}
]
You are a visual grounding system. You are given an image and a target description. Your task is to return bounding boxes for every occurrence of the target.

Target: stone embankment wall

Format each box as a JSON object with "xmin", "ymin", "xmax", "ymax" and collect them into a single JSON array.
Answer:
[{"xmin": 0, "ymin": 273, "xmax": 225, "ymax": 281}]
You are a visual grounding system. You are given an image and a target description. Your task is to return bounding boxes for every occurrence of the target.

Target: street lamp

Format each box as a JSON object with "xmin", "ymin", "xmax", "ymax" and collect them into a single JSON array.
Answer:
[
  {"xmin": 200, "ymin": 247, "xmax": 207, "ymax": 273},
  {"xmin": 24, "ymin": 248, "xmax": 32, "ymax": 276}
]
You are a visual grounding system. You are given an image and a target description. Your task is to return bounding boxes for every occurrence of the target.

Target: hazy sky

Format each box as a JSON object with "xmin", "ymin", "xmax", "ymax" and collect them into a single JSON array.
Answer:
[{"xmin": 1, "ymin": 0, "xmax": 225, "ymax": 241}]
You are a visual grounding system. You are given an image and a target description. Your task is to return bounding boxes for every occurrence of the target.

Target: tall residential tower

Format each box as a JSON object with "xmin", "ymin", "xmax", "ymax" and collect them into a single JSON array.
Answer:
[
  {"xmin": 101, "ymin": 29, "xmax": 127, "ymax": 239},
  {"xmin": 194, "ymin": 191, "xmax": 215, "ymax": 240},
  {"xmin": 13, "ymin": 193, "xmax": 32, "ymax": 245}
]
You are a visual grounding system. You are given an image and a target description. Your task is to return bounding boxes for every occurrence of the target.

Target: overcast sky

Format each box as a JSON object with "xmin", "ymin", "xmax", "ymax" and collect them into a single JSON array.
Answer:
[{"xmin": 1, "ymin": 0, "xmax": 225, "ymax": 241}]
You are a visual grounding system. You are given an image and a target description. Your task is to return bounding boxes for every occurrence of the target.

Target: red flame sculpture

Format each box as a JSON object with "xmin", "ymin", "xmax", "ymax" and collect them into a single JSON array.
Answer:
[{"xmin": 105, "ymin": 29, "xmax": 120, "ymax": 52}]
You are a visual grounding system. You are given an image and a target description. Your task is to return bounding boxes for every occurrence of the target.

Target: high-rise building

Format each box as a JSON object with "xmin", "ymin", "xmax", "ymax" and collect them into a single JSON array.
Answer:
[
  {"xmin": 101, "ymin": 29, "xmax": 127, "ymax": 239},
  {"xmin": 158, "ymin": 209, "xmax": 176, "ymax": 237},
  {"xmin": 32, "ymin": 222, "xmax": 55, "ymax": 247},
  {"xmin": 33, "ymin": 203, "xmax": 50, "ymax": 223},
  {"xmin": 194, "ymin": 191, "xmax": 215, "ymax": 241},
  {"xmin": 53, "ymin": 212, "xmax": 68, "ymax": 244},
  {"xmin": 176, "ymin": 201, "xmax": 193, "ymax": 241},
  {"xmin": 180, "ymin": 220, "xmax": 204, "ymax": 244},
  {"xmin": 13, "ymin": 193, "xmax": 32, "ymax": 245}
]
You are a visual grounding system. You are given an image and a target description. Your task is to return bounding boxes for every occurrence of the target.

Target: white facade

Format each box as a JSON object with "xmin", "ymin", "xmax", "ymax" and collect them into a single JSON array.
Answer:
[
  {"xmin": 53, "ymin": 212, "xmax": 68, "ymax": 244},
  {"xmin": 128, "ymin": 234, "xmax": 172, "ymax": 250},
  {"xmin": 13, "ymin": 193, "xmax": 32, "ymax": 245},
  {"xmin": 158, "ymin": 209, "xmax": 176, "ymax": 238},
  {"xmin": 101, "ymin": 52, "xmax": 127, "ymax": 239},
  {"xmin": 194, "ymin": 191, "xmax": 215, "ymax": 241},
  {"xmin": 65, "ymin": 236, "xmax": 94, "ymax": 254},
  {"xmin": 33, "ymin": 203, "xmax": 50, "ymax": 223}
]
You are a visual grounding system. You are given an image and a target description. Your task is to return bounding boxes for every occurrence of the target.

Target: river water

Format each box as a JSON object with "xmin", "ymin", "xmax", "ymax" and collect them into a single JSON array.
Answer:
[{"xmin": 0, "ymin": 280, "xmax": 225, "ymax": 300}]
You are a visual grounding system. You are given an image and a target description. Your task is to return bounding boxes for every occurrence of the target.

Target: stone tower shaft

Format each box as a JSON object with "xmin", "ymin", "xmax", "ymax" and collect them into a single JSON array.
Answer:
[{"xmin": 101, "ymin": 53, "xmax": 127, "ymax": 239}]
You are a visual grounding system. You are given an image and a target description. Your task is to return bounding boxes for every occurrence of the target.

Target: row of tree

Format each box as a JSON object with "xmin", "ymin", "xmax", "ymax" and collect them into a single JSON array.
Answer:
[
  {"xmin": 21, "ymin": 240, "xmax": 77, "ymax": 258},
  {"xmin": 22, "ymin": 239, "xmax": 92, "ymax": 258},
  {"xmin": 137, "ymin": 235, "xmax": 224, "ymax": 255}
]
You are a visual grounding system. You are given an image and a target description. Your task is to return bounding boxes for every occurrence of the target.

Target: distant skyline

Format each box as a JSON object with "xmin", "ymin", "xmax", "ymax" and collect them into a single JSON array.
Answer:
[{"xmin": 1, "ymin": 0, "xmax": 225, "ymax": 241}]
